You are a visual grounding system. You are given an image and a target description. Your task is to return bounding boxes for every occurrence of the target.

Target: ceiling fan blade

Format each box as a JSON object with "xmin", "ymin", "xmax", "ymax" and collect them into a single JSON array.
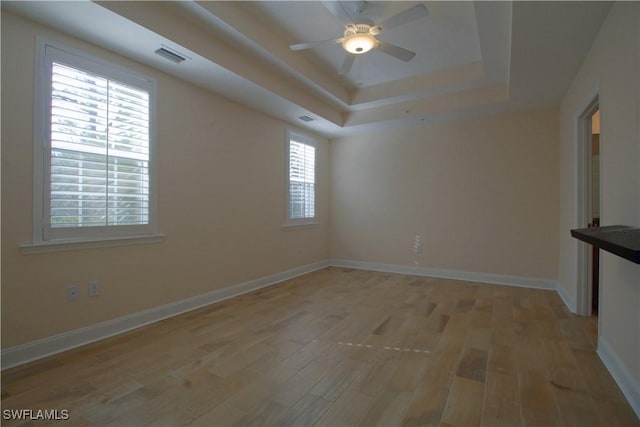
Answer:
[
  {"xmin": 290, "ymin": 38, "xmax": 343, "ymax": 51},
  {"xmin": 377, "ymin": 41, "xmax": 416, "ymax": 62},
  {"xmin": 377, "ymin": 3, "xmax": 428, "ymax": 32},
  {"xmin": 338, "ymin": 54, "xmax": 356, "ymax": 75}
]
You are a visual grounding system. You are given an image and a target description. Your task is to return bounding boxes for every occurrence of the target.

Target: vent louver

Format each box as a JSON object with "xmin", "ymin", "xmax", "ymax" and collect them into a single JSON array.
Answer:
[{"xmin": 155, "ymin": 47, "xmax": 186, "ymax": 63}]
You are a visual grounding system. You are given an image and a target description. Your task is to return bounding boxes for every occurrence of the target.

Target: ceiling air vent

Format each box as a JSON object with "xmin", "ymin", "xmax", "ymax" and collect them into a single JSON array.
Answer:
[
  {"xmin": 155, "ymin": 47, "xmax": 186, "ymax": 64},
  {"xmin": 298, "ymin": 115, "xmax": 315, "ymax": 122}
]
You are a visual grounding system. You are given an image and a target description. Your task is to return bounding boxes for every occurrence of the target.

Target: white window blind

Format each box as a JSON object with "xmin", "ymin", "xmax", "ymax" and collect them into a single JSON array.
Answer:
[
  {"xmin": 50, "ymin": 63, "xmax": 150, "ymax": 228},
  {"xmin": 287, "ymin": 133, "xmax": 316, "ymax": 222},
  {"xmin": 35, "ymin": 41, "xmax": 156, "ymax": 243}
]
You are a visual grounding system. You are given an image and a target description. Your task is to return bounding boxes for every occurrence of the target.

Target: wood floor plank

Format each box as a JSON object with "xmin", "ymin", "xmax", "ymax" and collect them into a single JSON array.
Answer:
[
  {"xmin": 1, "ymin": 267, "xmax": 637, "ymax": 427},
  {"xmin": 356, "ymin": 353, "xmax": 402, "ymax": 397},
  {"xmin": 572, "ymin": 347, "xmax": 628, "ymax": 403},
  {"xmin": 558, "ymin": 319, "xmax": 595, "ymax": 350},
  {"xmin": 441, "ymin": 376, "xmax": 485, "ymax": 427},
  {"xmin": 481, "ymin": 371, "xmax": 520, "ymax": 427},
  {"xmin": 187, "ymin": 399, "xmax": 248, "ymax": 427},
  {"xmin": 470, "ymin": 310, "xmax": 493, "ymax": 329},
  {"xmin": 314, "ymin": 385, "xmax": 373, "ymax": 427},
  {"xmin": 517, "ymin": 367, "xmax": 562, "ymax": 427},
  {"xmin": 487, "ymin": 344, "xmax": 517, "ymax": 377},
  {"xmin": 270, "ymin": 360, "xmax": 329, "ymax": 406},
  {"xmin": 399, "ymin": 382, "xmax": 449, "ymax": 427},
  {"xmin": 274, "ymin": 393, "xmax": 332, "ymax": 427},
  {"xmin": 554, "ymin": 387, "xmax": 601, "ymax": 427},
  {"xmin": 421, "ymin": 336, "xmax": 462, "ymax": 387},
  {"xmin": 231, "ymin": 398, "xmax": 288, "ymax": 427},
  {"xmin": 521, "ymin": 407, "xmax": 562, "ymax": 427},
  {"xmin": 514, "ymin": 337, "xmax": 551, "ymax": 375},
  {"xmin": 357, "ymin": 388, "xmax": 412, "ymax": 427},
  {"xmin": 456, "ymin": 347, "xmax": 488, "ymax": 383},
  {"xmin": 389, "ymin": 352, "xmax": 430, "ymax": 391},
  {"xmin": 465, "ymin": 327, "xmax": 492, "ymax": 351},
  {"xmin": 309, "ymin": 359, "xmax": 361, "ymax": 402},
  {"xmin": 592, "ymin": 399, "xmax": 640, "ymax": 427}
]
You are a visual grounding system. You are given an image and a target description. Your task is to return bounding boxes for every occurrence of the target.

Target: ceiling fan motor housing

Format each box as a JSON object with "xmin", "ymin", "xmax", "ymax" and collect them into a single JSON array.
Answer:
[{"xmin": 344, "ymin": 24, "xmax": 381, "ymax": 37}]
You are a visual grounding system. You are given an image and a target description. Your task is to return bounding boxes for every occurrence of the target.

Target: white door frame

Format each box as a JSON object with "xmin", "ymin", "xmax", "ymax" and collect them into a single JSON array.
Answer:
[{"xmin": 576, "ymin": 96, "xmax": 600, "ymax": 317}]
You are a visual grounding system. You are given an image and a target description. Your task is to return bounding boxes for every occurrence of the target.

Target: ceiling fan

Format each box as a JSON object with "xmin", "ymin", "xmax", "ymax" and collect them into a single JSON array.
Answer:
[{"xmin": 289, "ymin": 2, "xmax": 429, "ymax": 75}]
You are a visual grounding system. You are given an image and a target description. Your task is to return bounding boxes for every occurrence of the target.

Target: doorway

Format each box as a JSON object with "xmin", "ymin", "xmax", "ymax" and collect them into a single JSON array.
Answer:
[
  {"xmin": 589, "ymin": 109, "xmax": 600, "ymax": 316},
  {"xmin": 577, "ymin": 97, "xmax": 600, "ymax": 323}
]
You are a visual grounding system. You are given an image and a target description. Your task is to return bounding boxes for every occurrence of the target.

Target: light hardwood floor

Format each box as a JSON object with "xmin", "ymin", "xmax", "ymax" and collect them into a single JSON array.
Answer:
[{"xmin": 2, "ymin": 267, "xmax": 638, "ymax": 426}]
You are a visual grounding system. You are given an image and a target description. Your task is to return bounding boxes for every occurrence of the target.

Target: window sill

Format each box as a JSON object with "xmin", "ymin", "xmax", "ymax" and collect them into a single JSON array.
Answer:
[
  {"xmin": 282, "ymin": 221, "xmax": 319, "ymax": 229},
  {"xmin": 20, "ymin": 234, "xmax": 165, "ymax": 255}
]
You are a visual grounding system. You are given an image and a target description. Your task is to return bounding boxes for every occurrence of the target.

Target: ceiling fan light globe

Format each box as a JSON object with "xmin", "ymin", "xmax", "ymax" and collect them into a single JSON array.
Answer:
[{"xmin": 342, "ymin": 34, "xmax": 375, "ymax": 54}]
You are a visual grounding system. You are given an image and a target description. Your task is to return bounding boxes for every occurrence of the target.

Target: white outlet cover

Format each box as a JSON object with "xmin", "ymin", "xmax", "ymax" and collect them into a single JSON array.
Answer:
[{"xmin": 88, "ymin": 281, "xmax": 100, "ymax": 297}]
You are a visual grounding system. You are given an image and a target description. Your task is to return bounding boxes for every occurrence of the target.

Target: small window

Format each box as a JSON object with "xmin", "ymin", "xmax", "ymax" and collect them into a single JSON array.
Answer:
[
  {"xmin": 34, "ymin": 40, "xmax": 156, "ymax": 243},
  {"xmin": 286, "ymin": 131, "xmax": 316, "ymax": 225}
]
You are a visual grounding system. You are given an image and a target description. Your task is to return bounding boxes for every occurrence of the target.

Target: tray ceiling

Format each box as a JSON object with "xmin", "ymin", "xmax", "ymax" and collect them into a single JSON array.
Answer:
[{"xmin": 3, "ymin": 1, "xmax": 613, "ymax": 138}]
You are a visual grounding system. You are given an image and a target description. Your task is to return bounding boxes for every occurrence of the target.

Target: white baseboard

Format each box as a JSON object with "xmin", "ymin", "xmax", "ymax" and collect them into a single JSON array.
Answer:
[
  {"xmin": 598, "ymin": 337, "xmax": 640, "ymax": 419},
  {"xmin": 555, "ymin": 281, "xmax": 578, "ymax": 313},
  {"xmin": 1, "ymin": 260, "xmax": 330, "ymax": 370},
  {"xmin": 329, "ymin": 259, "xmax": 559, "ymax": 290}
]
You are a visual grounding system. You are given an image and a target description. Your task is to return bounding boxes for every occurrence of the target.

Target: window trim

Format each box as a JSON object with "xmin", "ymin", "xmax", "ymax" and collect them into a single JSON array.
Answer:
[
  {"xmin": 284, "ymin": 130, "xmax": 318, "ymax": 227},
  {"xmin": 33, "ymin": 38, "xmax": 159, "ymax": 246},
  {"xmin": 20, "ymin": 234, "xmax": 165, "ymax": 255}
]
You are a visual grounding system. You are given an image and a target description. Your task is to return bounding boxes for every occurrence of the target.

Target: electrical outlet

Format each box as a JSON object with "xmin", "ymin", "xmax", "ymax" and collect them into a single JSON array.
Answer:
[
  {"xmin": 414, "ymin": 235, "xmax": 423, "ymax": 254},
  {"xmin": 68, "ymin": 285, "xmax": 79, "ymax": 301},
  {"xmin": 88, "ymin": 281, "xmax": 101, "ymax": 297}
]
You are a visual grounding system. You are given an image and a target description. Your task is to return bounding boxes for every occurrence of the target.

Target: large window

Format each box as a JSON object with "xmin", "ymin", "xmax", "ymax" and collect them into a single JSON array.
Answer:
[
  {"xmin": 286, "ymin": 131, "xmax": 316, "ymax": 225},
  {"xmin": 34, "ymin": 41, "xmax": 156, "ymax": 243}
]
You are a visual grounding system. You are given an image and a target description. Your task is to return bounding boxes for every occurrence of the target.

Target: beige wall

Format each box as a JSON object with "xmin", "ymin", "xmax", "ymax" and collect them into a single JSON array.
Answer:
[
  {"xmin": 1, "ymin": 12, "xmax": 330, "ymax": 348},
  {"xmin": 558, "ymin": 2, "xmax": 640, "ymax": 385},
  {"xmin": 330, "ymin": 108, "xmax": 560, "ymax": 281}
]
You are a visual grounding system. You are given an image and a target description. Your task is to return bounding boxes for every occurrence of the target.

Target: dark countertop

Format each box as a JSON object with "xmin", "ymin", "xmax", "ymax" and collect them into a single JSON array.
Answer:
[{"xmin": 570, "ymin": 225, "xmax": 640, "ymax": 264}]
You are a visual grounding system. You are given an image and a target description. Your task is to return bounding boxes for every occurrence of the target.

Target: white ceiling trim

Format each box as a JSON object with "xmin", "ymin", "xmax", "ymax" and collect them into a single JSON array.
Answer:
[{"xmin": 2, "ymin": 1, "xmax": 613, "ymax": 138}]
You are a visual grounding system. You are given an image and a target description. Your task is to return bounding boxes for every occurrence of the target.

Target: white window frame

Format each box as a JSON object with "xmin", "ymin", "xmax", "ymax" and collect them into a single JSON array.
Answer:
[
  {"xmin": 31, "ymin": 38, "xmax": 158, "ymax": 247},
  {"xmin": 284, "ymin": 130, "xmax": 317, "ymax": 227}
]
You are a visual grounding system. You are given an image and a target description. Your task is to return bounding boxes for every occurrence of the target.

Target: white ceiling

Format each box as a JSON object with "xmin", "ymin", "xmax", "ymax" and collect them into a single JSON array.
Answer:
[
  {"xmin": 245, "ymin": 1, "xmax": 483, "ymax": 88},
  {"xmin": 3, "ymin": 1, "xmax": 613, "ymax": 138}
]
